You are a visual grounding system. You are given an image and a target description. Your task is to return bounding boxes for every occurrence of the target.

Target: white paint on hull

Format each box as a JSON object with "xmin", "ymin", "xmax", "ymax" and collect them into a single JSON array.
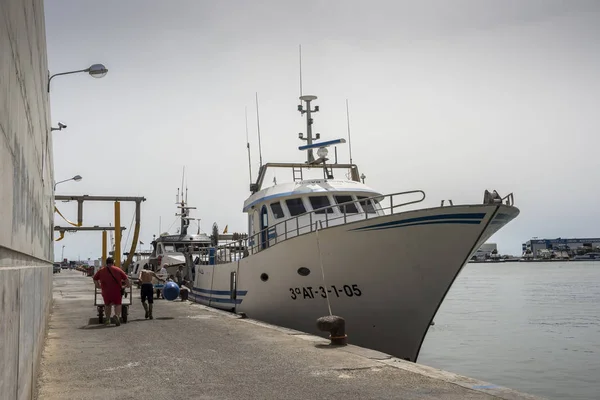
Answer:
[{"xmin": 190, "ymin": 204, "xmax": 518, "ymax": 362}]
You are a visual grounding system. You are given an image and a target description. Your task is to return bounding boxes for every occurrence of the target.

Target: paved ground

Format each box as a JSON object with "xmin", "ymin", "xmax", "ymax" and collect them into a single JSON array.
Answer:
[{"xmin": 35, "ymin": 271, "xmax": 544, "ymax": 400}]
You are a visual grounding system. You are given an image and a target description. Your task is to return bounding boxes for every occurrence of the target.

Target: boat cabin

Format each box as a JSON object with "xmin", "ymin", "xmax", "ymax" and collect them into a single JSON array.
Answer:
[
  {"xmin": 243, "ymin": 177, "xmax": 385, "ymax": 252},
  {"xmin": 149, "ymin": 232, "xmax": 212, "ymax": 270}
]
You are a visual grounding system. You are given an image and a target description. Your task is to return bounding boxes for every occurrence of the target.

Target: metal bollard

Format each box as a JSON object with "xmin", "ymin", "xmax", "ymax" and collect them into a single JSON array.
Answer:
[{"xmin": 316, "ymin": 315, "xmax": 347, "ymax": 345}]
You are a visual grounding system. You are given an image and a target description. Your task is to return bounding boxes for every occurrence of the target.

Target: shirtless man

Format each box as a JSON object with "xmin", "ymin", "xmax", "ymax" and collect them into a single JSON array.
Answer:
[{"xmin": 138, "ymin": 267, "xmax": 165, "ymax": 319}]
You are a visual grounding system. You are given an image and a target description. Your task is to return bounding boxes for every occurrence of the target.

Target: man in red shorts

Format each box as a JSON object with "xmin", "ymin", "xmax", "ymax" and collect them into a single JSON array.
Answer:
[{"xmin": 93, "ymin": 257, "xmax": 129, "ymax": 326}]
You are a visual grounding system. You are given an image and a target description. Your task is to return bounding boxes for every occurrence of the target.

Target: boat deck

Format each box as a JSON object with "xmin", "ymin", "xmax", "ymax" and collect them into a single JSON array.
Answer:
[{"xmin": 37, "ymin": 271, "xmax": 544, "ymax": 400}]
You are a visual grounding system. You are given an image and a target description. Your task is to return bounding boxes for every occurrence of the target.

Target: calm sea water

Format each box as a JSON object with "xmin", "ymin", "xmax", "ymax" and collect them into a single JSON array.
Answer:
[{"xmin": 419, "ymin": 261, "xmax": 600, "ymax": 400}]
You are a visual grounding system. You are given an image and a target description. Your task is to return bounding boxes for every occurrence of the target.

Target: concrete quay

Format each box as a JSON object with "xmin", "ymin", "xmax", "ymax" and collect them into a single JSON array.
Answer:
[{"xmin": 36, "ymin": 271, "xmax": 544, "ymax": 400}]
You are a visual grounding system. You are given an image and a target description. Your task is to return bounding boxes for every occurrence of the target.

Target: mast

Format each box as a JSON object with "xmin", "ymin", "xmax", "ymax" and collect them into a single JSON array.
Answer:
[
  {"xmin": 346, "ymin": 99, "xmax": 353, "ymax": 165},
  {"xmin": 297, "ymin": 95, "xmax": 320, "ymax": 163},
  {"xmin": 175, "ymin": 185, "xmax": 196, "ymax": 236},
  {"xmin": 255, "ymin": 93, "xmax": 263, "ymax": 167},
  {"xmin": 179, "ymin": 204, "xmax": 189, "ymax": 236},
  {"xmin": 179, "ymin": 169, "xmax": 187, "ymax": 235},
  {"xmin": 299, "ymin": 44, "xmax": 303, "ymax": 97},
  {"xmin": 245, "ymin": 106, "xmax": 253, "ymax": 185}
]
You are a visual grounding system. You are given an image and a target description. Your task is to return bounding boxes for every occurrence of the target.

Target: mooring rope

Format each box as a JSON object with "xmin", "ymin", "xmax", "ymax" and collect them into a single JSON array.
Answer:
[{"xmin": 315, "ymin": 222, "xmax": 333, "ymax": 316}]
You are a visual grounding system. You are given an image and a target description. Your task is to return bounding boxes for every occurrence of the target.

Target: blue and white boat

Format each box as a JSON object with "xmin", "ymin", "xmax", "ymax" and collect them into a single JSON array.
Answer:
[{"xmin": 189, "ymin": 94, "xmax": 520, "ymax": 362}]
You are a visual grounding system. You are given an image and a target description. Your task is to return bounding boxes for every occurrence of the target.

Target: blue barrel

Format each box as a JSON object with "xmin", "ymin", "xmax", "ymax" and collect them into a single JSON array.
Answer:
[{"xmin": 163, "ymin": 281, "xmax": 180, "ymax": 301}]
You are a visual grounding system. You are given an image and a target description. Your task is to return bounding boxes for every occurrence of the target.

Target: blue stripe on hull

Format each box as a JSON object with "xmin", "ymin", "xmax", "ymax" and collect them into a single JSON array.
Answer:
[
  {"xmin": 359, "ymin": 219, "xmax": 483, "ymax": 231},
  {"xmin": 192, "ymin": 287, "xmax": 248, "ymax": 296},
  {"xmin": 352, "ymin": 213, "xmax": 486, "ymax": 232},
  {"xmin": 189, "ymin": 291, "xmax": 243, "ymax": 305}
]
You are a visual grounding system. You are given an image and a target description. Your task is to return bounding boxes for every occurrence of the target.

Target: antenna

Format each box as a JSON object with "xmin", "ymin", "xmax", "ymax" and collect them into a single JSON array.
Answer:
[
  {"xmin": 346, "ymin": 99, "xmax": 353, "ymax": 165},
  {"xmin": 255, "ymin": 92, "xmax": 263, "ymax": 167},
  {"xmin": 299, "ymin": 44, "xmax": 303, "ymax": 97},
  {"xmin": 245, "ymin": 106, "xmax": 253, "ymax": 185},
  {"xmin": 180, "ymin": 166, "xmax": 185, "ymax": 203}
]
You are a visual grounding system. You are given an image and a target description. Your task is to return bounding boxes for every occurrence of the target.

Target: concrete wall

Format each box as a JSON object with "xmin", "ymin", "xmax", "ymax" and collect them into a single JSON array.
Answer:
[
  {"xmin": 0, "ymin": 0, "xmax": 54, "ymax": 399},
  {"xmin": 0, "ymin": 260, "xmax": 52, "ymax": 400}
]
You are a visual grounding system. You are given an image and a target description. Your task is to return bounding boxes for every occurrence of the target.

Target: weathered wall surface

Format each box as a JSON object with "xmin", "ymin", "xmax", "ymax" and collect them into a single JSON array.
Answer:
[{"xmin": 0, "ymin": 0, "xmax": 54, "ymax": 399}]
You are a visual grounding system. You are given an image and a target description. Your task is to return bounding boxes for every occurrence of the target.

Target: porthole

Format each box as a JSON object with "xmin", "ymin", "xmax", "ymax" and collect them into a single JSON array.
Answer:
[
  {"xmin": 260, "ymin": 273, "xmax": 269, "ymax": 282},
  {"xmin": 297, "ymin": 267, "xmax": 311, "ymax": 276}
]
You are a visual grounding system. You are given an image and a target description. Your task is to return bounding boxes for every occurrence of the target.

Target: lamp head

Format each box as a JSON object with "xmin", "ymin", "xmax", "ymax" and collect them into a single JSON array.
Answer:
[
  {"xmin": 73, "ymin": 175, "xmax": 82, "ymax": 182},
  {"xmin": 87, "ymin": 64, "xmax": 108, "ymax": 78}
]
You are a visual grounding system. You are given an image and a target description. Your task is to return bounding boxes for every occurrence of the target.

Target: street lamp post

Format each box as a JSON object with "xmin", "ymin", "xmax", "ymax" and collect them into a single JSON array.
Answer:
[
  {"xmin": 47, "ymin": 63, "xmax": 108, "ymax": 93},
  {"xmin": 54, "ymin": 175, "xmax": 82, "ymax": 191}
]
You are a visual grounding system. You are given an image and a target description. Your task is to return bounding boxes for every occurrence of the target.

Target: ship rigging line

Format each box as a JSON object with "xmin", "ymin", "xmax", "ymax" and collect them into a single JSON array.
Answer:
[
  {"xmin": 122, "ymin": 210, "xmax": 136, "ymax": 255},
  {"xmin": 316, "ymin": 223, "xmax": 333, "ymax": 316},
  {"xmin": 166, "ymin": 217, "xmax": 178, "ymax": 234}
]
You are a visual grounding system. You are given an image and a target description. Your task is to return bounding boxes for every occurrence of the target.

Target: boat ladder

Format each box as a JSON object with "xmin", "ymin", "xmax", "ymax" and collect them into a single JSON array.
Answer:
[
  {"xmin": 292, "ymin": 167, "xmax": 303, "ymax": 182},
  {"xmin": 323, "ymin": 165, "xmax": 334, "ymax": 180}
]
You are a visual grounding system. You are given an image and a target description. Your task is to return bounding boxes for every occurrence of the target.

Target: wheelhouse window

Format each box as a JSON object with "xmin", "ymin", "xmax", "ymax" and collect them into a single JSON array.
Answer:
[
  {"xmin": 309, "ymin": 196, "xmax": 334, "ymax": 214},
  {"xmin": 261, "ymin": 206, "xmax": 268, "ymax": 227},
  {"xmin": 334, "ymin": 195, "xmax": 359, "ymax": 214},
  {"xmin": 270, "ymin": 202, "xmax": 285, "ymax": 219},
  {"xmin": 176, "ymin": 244, "xmax": 189, "ymax": 253},
  {"xmin": 248, "ymin": 213, "xmax": 255, "ymax": 235},
  {"xmin": 285, "ymin": 198, "xmax": 306, "ymax": 216},
  {"xmin": 358, "ymin": 196, "xmax": 377, "ymax": 214}
]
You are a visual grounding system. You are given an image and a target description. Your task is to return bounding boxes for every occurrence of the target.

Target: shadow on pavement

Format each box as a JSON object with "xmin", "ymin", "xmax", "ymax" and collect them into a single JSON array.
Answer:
[{"xmin": 314, "ymin": 343, "xmax": 348, "ymax": 350}]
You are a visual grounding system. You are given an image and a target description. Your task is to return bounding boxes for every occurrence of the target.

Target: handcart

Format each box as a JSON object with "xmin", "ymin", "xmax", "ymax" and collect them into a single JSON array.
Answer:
[{"xmin": 94, "ymin": 283, "xmax": 133, "ymax": 324}]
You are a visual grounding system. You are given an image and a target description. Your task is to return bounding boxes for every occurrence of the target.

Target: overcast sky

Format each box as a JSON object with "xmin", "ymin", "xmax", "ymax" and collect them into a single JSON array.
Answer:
[{"xmin": 45, "ymin": 0, "xmax": 600, "ymax": 261}]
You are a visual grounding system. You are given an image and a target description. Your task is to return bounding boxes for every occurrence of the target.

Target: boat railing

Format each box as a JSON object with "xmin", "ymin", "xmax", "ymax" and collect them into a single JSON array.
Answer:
[
  {"xmin": 213, "ymin": 190, "xmax": 425, "ymax": 263},
  {"xmin": 502, "ymin": 193, "xmax": 514, "ymax": 206}
]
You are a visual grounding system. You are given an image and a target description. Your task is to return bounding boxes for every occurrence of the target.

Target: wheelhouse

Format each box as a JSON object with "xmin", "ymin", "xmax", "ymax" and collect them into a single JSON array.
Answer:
[
  {"xmin": 149, "ymin": 233, "xmax": 212, "ymax": 270},
  {"xmin": 211, "ymin": 94, "xmax": 426, "ymax": 260},
  {"xmin": 243, "ymin": 177, "xmax": 386, "ymax": 251}
]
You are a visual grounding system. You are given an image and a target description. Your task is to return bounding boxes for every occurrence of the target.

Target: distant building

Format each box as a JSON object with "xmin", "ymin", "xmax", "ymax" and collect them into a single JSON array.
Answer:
[
  {"xmin": 522, "ymin": 238, "xmax": 600, "ymax": 256},
  {"xmin": 473, "ymin": 243, "xmax": 498, "ymax": 259}
]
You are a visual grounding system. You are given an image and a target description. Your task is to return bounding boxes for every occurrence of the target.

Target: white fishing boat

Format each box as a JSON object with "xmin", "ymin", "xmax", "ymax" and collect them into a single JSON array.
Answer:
[
  {"xmin": 189, "ymin": 94, "xmax": 520, "ymax": 362},
  {"xmin": 129, "ymin": 193, "xmax": 212, "ymax": 284}
]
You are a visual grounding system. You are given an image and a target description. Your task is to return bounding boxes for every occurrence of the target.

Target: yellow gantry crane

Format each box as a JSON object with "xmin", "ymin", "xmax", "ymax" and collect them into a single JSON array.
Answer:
[{"xmin": 54, "ymin": 195, "xmax": 146, "ymax": 270}]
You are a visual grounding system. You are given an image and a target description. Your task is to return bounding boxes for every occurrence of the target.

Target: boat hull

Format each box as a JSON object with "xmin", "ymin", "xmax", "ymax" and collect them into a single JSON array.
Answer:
[{"xmin": 190, "ymin": 203, "xmax": 518, "ymax": 362}]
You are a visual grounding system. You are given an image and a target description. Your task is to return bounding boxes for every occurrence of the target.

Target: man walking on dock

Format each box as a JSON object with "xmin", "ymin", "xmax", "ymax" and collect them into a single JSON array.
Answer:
[
  {"xmin": 93, "ymin": 257, "xmax": 129, "ymax": 326},
  {"xmin": 138, "ymin": 266, "xmax": 165, "ymax": 319}
]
